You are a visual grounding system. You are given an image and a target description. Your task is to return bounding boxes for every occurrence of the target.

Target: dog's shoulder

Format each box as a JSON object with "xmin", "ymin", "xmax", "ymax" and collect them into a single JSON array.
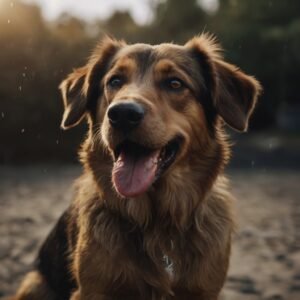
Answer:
[
  {"xmin": 35, "ymin": 206, "xmax": 78, "ymax": 299},
  {"xmin": 196, "ymin": 175, "xmax": 236, "ymax": 244}
]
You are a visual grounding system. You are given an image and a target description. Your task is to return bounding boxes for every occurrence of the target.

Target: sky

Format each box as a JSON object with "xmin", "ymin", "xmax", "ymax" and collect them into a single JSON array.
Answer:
[{"xmin": 21, "ymin": 0, "xmax": 218, "ymax": 25}]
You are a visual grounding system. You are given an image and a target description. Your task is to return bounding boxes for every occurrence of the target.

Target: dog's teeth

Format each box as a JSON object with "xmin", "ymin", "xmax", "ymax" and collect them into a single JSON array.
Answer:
[
  {"xmin": 146, "ymin": 160, "xmax": 154, "ymax": 170},
  {"xmin": 145, "ymin": 157, "xmax": 159, "ymax": 170}
]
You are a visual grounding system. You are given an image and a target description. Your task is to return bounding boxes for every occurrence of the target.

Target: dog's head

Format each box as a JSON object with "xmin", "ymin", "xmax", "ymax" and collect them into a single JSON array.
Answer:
[{"xmin": 60, "ymin": 35, "xmax": 261, "ymax": 199}]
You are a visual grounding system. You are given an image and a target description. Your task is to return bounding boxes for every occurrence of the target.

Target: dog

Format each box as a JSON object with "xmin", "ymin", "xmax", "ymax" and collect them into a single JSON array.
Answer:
[{"xmin": 12, "ymin": 34, "xmax": 261, "ymax": 300}]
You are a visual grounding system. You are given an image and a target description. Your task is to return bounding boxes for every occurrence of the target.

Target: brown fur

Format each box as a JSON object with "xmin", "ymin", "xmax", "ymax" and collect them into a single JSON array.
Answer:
[{"xmin": 12, "ymin": 34, "xmax": 261, "ymax": 300}]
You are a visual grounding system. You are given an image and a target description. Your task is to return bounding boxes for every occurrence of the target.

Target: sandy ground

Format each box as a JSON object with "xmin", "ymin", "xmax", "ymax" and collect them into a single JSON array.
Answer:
[{"xmin": 0, "ymin": 165, "xmax": 299, "ymax": 300}]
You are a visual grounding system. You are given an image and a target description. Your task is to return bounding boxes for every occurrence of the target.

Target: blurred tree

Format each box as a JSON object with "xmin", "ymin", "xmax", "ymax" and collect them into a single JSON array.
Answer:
[
  {"xmin": 0, "ymin": 0, "xmax": 91, "ymax": 163},
  {"xmin": 102, "ymin": 11, "xmax": 140, "ymax": 42},
  {"xmin": 146, "ymin": 0, "xmax": 209, "ymax": 43}
]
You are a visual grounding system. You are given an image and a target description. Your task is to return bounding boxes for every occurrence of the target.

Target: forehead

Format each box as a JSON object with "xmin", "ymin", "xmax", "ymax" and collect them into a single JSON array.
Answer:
[{"xmin": 109, "ymin": 43, "xmax": 198, "ymax": 75}]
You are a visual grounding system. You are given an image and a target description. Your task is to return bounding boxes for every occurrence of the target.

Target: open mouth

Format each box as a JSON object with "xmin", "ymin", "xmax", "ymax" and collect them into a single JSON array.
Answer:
[{"xmin": 112, "ymin": 136, "xmax": 182, "ymax": 198}]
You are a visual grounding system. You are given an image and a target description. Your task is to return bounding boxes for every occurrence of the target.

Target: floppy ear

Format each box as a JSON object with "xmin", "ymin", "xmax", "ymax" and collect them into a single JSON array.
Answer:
[
  {"xmin": 186, "ymin": 34, "xmax": 262, "ymax": 132},
  {"xmin": 59, "ymin": 36, "xmax": 124, "ymax": 130},
  {"xmin": 213, "ymin": 59, "xmax": 261, "ymax": 131},
  {"xmin": 60, "ymin": 67, "xmax": 88, "ymax": 129}
]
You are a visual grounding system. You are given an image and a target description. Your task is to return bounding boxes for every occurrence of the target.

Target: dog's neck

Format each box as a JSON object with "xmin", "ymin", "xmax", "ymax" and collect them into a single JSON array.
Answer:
[{"xmin": 80, "ymin": 130, "xmax": 229, "ymax": 231}]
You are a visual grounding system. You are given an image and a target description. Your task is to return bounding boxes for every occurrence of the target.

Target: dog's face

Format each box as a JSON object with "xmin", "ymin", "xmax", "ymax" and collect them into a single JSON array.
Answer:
[{"xmin": 60, "ymin": 35, "xmax": 261, "ymax": 198}]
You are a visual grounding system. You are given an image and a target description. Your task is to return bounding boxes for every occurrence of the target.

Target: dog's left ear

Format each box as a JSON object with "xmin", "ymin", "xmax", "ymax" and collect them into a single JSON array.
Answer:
[
  {"xmin": 212, "ymin": 59, "xmax": 262, "ymax": 131},
  {"xmin": 186, "ymin": 35, "xmax": 262, "ymax": 132}
]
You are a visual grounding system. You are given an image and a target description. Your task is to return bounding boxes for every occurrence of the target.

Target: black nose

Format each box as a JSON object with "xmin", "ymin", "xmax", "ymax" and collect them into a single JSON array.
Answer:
[{"xmin": 107, "ymin": 102, "xmax": 145, "ymax": 131}]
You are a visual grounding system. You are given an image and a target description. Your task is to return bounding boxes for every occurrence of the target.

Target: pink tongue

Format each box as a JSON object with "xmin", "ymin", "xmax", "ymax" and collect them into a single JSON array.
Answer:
[{"xmin": 112, "ymin": 149, "xmax": 160, "ymax": 198}]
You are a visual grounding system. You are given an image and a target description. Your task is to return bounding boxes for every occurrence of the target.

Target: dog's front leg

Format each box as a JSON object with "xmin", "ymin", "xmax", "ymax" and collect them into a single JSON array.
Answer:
[
  {"xmin": 72, "ymin": 226, "xmax": 144, "ymax": 300},
  {"xmin": 169, "ymin": 294, "xmax": 218, "ymax": 300},
  {"xmin": 70, "ymin": 290, "xmax": 115, "ymax": 300},
  {"xmin": 71, "ymin": 290, "xmax": 143, "ymax": 300}
]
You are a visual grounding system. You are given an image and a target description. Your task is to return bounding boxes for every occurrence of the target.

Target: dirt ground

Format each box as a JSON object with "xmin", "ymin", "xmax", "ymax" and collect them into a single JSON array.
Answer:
[{"xmin": 0, "ymin": 165, "xmax": 299, "ymax": 300}]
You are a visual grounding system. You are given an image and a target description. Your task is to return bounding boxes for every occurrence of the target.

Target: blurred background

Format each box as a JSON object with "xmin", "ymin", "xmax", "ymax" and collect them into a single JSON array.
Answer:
[
  {"xmin": 0, "ymin": 0, "xmax": 300, "ymax": 165},
  {"xmin": 0, "ymin": 0, "xmax": 299, "ymax": 299}
]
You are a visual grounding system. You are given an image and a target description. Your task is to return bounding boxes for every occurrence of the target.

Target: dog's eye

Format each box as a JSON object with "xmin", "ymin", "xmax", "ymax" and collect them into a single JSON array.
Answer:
[
  {"xmin": 166, "ymin": 78, "xmax": 184, "ymax": 90},
  {"xmin": 107, "ymin": 76, "xmax": 124, "ymax": 89}
]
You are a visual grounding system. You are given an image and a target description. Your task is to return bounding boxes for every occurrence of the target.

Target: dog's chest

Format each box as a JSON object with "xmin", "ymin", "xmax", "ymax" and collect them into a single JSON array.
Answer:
[
  {"xmin": 160, "ymin": 239, "xmax": 177, "ymax": 279},
  {"xmin": 163, "ymin": 254, "xmax": 174, "ymax": 279}
]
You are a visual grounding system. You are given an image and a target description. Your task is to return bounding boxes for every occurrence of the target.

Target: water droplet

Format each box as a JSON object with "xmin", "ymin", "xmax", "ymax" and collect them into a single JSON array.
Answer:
[
  {"xmin": 21, "ymin": 128, "xmax": 25, "ymax": 133},
  {"xmin": 18, "ymin": 86, "xmax": 22, "ymax": 91},
  {"xmin": 10, "ymin": 2, "xmax": 14, "ymax": 8},
  {"xmin": 22, "ymin": 73, "xmax": 26, "ymax": 77},
  {"xmin": 1, "ymin": 112, "xmax": 4, "ymax": 118},
  {"xmin": 56, "ymin": 140, "xmax": 59, "ymax": 144},
  {"xmin": 251, "ymin": 160, "xmax": 255, "ymax": 167},
  {"xmin": 7, "ymin": 19, "xmax": 11, "ymax": 24}
]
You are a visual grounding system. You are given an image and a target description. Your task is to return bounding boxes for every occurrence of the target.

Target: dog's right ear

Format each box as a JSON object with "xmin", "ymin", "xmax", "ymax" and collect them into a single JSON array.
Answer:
[
  {"xmin": 59, "ymin": 36, "xmax": 124, "ymax": 130},
  {"xmin": 59, "ymin": 66, "xmax": 88, "ymax": 129}
]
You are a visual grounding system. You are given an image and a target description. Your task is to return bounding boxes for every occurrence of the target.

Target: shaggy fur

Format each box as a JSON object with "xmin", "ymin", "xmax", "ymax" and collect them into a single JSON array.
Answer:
[{"xmin": 11, "ymin": 34, "xmax": 261, "ymax": 300}]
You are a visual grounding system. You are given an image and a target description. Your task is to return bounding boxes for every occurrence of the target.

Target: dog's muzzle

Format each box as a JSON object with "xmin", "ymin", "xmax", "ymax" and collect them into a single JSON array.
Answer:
[{"xmin": 106, "ymin": 101, "xmax": 182, "ymax": 198}]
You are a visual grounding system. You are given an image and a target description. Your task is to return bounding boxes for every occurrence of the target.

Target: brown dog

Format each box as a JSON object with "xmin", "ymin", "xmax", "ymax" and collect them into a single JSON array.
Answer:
[{"xmin": 12, "ymin": 34, "xmax": 261, "ymax": 300}]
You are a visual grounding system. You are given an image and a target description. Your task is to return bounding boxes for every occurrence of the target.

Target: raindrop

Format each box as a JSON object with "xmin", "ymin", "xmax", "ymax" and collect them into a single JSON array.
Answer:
[
  {"xmin": 251, "ymin": 160, "xmax": 255, "ymax": 167},
  {"xmin": 24, "ymin": 66, "xmax": 27, "ymax": 70},
  {"xmin": 22, "ymin": 73, "xmax": 26, "ymax": 77},
  {"xmin": 56, "ymin": 140, "xmax": 59, "ymax": 144},
  {"xmin": 18, "ymin": 86, "xmax": 22, "ymax": 91},
  {"xmin": 1, "ymin": 112, "xmax": 4, "ymax": 118},
  {"xmin": 7, "ymin": 19, "xmax": 11, "ymax": 24},
  {"xmin": 10, "ymin": 2, "xmax": 14, "ymax": 8},
  {"xmin": 21, "ymin": 128, "xmax": 25, "ymax": 133}
]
